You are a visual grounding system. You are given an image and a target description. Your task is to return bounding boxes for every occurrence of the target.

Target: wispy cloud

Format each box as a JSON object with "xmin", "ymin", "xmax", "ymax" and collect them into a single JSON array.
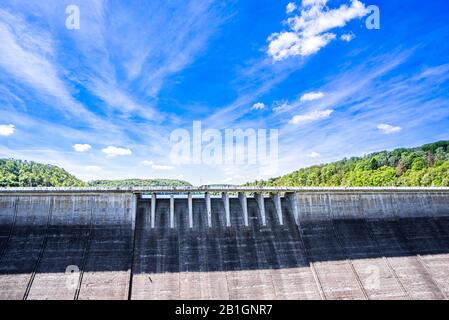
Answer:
[
  {"xmin": 0, "ymin": 8, "xmax": 109, "ymax": 128},
  {"xmin": 307, "ymin": 151, "xmax": 321, "ymax": 158},
  {"xmin": 140, "ymin": 160, "xmax": 154, "ymax": 167},
  {"xmin": 152, "ymin": 164, "xmax": 175, "ymax": 171},
  {"xmin": 377, "ymin": 124, "xmax": 402, "ymax": 134},
  {"xmin": 84, "ymin": 165, "xmax": 102, "ymax": 172},
  {"xmin": 102, "ymin": 146, "xmax": 132, "ymax": 157},
  {"xmin": 341, "ymin": 33, "xmax": 355, "ymax": 42},
  {"xmin": 289, "ymin": 109, "xmax": 333, "ymax": 125},
  {"xmin": 251, "ymin": 102, "xmax": 266, "ymax": 110},
  {"xmin": 300, "ymin": 91, "xmax": 325, "ymax": 102},
  {"xmin": 0, "ymin": 124, "xmax": 15, "ymax": 136},
  {"xmin": 286, "ymin": 2, "xmax": 297, "ymax": 14},
  {"xmin": 73, "ymin": 144, "xmax": 92, "ymax": 152}
]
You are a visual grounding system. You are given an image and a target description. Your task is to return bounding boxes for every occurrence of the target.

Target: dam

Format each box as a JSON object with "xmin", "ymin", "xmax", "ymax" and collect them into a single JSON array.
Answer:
[{"xmin": 0, "ymin": 186, "xmax": 449, "ymax": 300}]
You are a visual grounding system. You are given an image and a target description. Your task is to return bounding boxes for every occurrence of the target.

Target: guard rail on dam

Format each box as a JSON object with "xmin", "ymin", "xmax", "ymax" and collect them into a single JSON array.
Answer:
[{"xmin": 0, "ymin": 187, "xmax": 449, "ymax": 300}]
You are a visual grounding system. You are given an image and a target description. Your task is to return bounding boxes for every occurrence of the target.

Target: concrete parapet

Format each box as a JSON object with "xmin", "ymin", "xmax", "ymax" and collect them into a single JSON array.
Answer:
[
  {"xmin": 1, "ymin": 189, "xmax": 449, "ymax": 230},
  {"xmin": 295, "ymin": 190, "xmax": 449, "ymax": 222}
]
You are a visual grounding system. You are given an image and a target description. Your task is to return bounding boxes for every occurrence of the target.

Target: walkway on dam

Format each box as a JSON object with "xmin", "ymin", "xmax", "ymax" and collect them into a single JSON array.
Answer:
[{"xmin": 0, "ymin": 189, "xmax": 448, "ymax": 300}]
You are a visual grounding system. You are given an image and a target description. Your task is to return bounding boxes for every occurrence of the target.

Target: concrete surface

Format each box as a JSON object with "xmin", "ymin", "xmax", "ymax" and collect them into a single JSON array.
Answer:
[{"xmin": 0, "ymin": 189, "xmax": 448, "ymax": 300}]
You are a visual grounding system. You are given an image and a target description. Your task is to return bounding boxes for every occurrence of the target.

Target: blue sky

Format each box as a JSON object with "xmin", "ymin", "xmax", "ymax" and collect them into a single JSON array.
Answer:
[{"xmin": 0, "ymin": 0, "xmax": 448, "ymax": 185}]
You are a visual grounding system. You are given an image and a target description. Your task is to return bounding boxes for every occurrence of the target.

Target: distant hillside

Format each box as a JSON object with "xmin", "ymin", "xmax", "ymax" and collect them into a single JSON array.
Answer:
[
  {"xmin": 0, "ymin": 159, "xmax": 86, "ymax": 187},
  {"xmin": 88, "ymin": 179, "xmax": 192, "ymax": 187},
  {"xmin": 247, "ymin": 141, "xmax": 449, "ymax": 187}
]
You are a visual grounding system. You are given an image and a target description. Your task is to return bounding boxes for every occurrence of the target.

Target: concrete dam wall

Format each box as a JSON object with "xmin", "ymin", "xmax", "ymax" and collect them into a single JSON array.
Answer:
[{"xmin": 0, "ymin": 188, "xmax": 449, "ymax": 300}]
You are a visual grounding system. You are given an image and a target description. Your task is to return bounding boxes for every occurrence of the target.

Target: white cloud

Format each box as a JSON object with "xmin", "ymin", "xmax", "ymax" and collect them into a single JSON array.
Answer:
[
  {"xmin": 152, "ymin": 164, "xmax": 174, "ymax": 170},
  {"xmin": 286, "ymin": 2, "xmax": 297, "ymax": 14},
  {"xmin": 141, "ymin": 159, "xmax": 175, "ymax": 170},
  {"xmin": 268, "ymin": 0, "xmax": 368, "ymax": 60},
  {"xmin": 73, "ymin": 144, "xmax": 92, "ymax": 152},
  {"xmin": 84, "ymin": 165, "xmax": 102, "ymax": 172},
  {"xmin": 0, "ymin": 124, "xmax": 15, "ymax": 136},
  {"xmin": 251, "ymin": 102, "xmax": 265, "ymax": 110},
  {"xmin": 341, "ymin": 33, "xmax": 355, "ymax": 42},
  {"xmin": 289, "ymin": 109, "xmax": 333, "ymax": 125},
  {"xmin": 377, "ymin": 124, "xmax": 402, "ymax": 134},
  {"xmin": 300, "ymin": 91, "xmax": 325, "ymax": 102},
  {"xmin": 273, "ymin": 101, "xmax": 290, "ymax": 112},
  {"xmin": 102, "ymin": 146, "xmax": 132, "ymax": 157},
  {"xmin": 140, "ymin": 160, "xmax": 154, "ymax": 166},
  {"xmin": 307, "ymin": 152, "xmax": 321, "ymax": 158}
]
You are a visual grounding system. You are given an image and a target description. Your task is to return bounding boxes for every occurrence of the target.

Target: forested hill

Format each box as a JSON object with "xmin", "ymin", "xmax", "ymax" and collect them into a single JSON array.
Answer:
[
  {"xmin": 88, "ymin": 179, "xmax": 192, "ymax": 187},
  {"xmin": 0, "ymin": 159, "xmax": 86, "ymax": 187},
  {"xmin": 247, "ymin": 141, "xmax": 449, "ymax": 187},
  {"xmin": 0, "ymin": 159, "xmax": 191, "ymax": 188}
]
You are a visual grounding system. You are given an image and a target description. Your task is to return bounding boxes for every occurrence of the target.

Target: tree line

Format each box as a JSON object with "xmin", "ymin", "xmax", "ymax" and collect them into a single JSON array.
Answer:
[
  {"xmin": 247, "ymin": 141, "xmax": 449, "ymax": 187},
  {"xmin": 0, "ymin": 159, "xmax": 85, "ymax": 187}
]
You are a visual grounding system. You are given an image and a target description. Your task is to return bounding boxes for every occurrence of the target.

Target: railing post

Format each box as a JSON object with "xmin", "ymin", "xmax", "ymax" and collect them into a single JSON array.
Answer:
[
  {"xmin": 238, "ymin": 192, "xmax": 249, "ymax": 227},
  {"xmin": 188, "ymin": 192, "xmax": 193, "ymax": 228},
  {"xmin": 151, "ymin": 193, "xmax": 156, "ymax": 229},
  {"xmin": 222, "ymin": 192, "xmax": 231, "ymax": 227},
  {"xmin": 170, "ymin": 194, "xmax": 175, "ymax": 229},
  {"xmin": 205, "ymin": 192, "xmax": 212, "ymax": 228}
]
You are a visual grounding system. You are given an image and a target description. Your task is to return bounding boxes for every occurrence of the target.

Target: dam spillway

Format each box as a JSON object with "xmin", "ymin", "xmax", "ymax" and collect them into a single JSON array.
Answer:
[{"xmin": 0, "ymin": 187, "xmax": 449, "ymax": 300}]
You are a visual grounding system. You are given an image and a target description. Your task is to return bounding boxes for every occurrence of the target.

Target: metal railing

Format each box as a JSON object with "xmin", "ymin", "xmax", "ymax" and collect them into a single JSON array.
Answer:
[{"xmin": 1, "ymin": 186, "xmax": 449, "ymax": 195}]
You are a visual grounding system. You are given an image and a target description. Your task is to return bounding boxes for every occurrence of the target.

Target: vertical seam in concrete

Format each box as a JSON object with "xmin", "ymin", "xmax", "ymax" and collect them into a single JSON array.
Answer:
[
  {"xmin": 74, "ymin": 195, "xmax": 94, "ymax": 300},
  {"xmin": 365, "ymin": 220, "xmax": 411, "ymax": 299},
  {"xmin": 270, "ymin": 273, "xmax": 278, "ymax": 299},
  {"xmin": 331, "ymin": 222, "xmax": 369, "ymax": 300},
  {"xmin": 0, "ymin": 196, "xmax": 19, "ymax": 264},
  {"xmin": 128, "ymin": 194, "xmax": 139, "ymax": 300},
  {"xmin": 308, "ymin": 261, "xmax": 326, "ymax": 300},
  {"xmin": 416, "ymin": 254, "xmax": 448, "ymax": 300},
  {"xmin": 23, "ymin": 196, "xmax": 54, "ymax": 300},
  {"xmin": 427, "ymin": 214, "xmax": 449, "ymax": 300},
  {"xmin": 392, "ymin": 217, "xmax": 447, "ymax": 300},
  {"xmin": 295, "ymin": 222, "xmax": 327, "ymax": 300}
]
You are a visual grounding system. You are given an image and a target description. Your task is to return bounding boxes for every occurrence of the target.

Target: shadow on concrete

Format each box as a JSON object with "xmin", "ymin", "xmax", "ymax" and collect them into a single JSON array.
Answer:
[{"xmin": 0, "ymin": 198, "xmax": 449, "ymax": 276}]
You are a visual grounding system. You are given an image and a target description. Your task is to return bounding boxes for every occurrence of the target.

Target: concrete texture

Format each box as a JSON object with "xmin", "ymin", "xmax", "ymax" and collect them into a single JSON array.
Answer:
[{"xmin": 0, "ymin": 189, "xmax": 448, "ymax": 300}]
